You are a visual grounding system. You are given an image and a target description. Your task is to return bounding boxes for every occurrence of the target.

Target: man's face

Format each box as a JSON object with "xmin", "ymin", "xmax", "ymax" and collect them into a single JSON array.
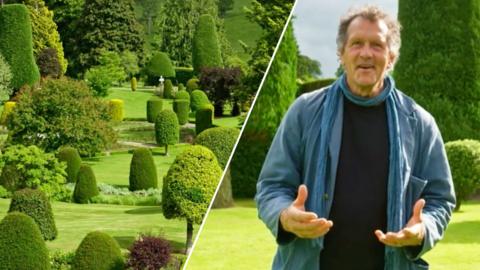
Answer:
[{"xmin": 340, "ymin": 17, "xmax": 394, "ymax": 96}]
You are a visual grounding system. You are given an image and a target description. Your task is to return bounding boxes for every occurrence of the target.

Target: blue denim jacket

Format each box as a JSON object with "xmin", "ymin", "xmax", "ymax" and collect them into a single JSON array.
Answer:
[{"xmin": 255, "ymin": 86, "xmax": 456, "ymax": 270}]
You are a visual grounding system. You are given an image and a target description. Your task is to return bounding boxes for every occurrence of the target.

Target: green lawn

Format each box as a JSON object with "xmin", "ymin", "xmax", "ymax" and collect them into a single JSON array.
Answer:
[
  {"xmin": 105, "ymin": 87, "xmax": 157, "ymax": 120},
  {"xmin": 0, "ymin": 198, "xmax": 191, "ymax": 253},
  {"xmin": 186, "ymin": 200, "xmax": 480, "ymax": 270}
]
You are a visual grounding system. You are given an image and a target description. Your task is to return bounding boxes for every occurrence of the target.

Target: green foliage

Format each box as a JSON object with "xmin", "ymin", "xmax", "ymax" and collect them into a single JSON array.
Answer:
[
  {"xmin": 195, "ymin": 104, "xmax": 214, "ymax": 135},
  {"xmin": 36, "ymin": 47, "xmax": 62, "ymax": 78},
  {"xmin": 120, "ymin": 50, "xmax": 139, "ymax": 78},
  {"xmin": 163, "ymin": 79, "xmax": 174, "ymax": 99},
  {"xmin": 174, "ymin": 99, "xmax": 190, "ymax": 125},
  {"xmin": 190, "ymin": 89, "xmax": 210, "ymax": 112},
  {"xmin": 129, "ymin": 148, "xmax": 158, "ymax": 191},
  {"xmin": 57, "ymin": 146, "xmax": 82, "ymax": 183},
  {"xmin": 175, "ymin": 67, "xmax": 195, "ymax": 85},
  {"xmin": 0, "ymin": 145, "xmax": 67, "ymax": 199},
  {"xmin": 73, "ymin": 164, "xmax": 99, "ymax": 203},
  {"xmin": 193, "ymin": 14, "xmax": 223, "ymax": 73},
  {"xmin": 85, "ymin": 50, "xmax": 127, "ymax": 96},
  {"xmin": 71, "ymin": 231, "xmax": 124, "ymax": 270},
  {"xmin": 196, "ymin": 127, "xmax": 240, "ymax": 168},
  {"xmin": 84, "ymin": 66, "xmax": 113, "ymax": 97},
  {"xmin": 297, "ymin": 54, "xmax": 321, "ymax": 82},
  {"xmin": 146, "ymin": 52, "xmax": 175, "ymax": 78},
  {"xmin": 0, "ymin": 212, "xmax": 50, "ymax": 270},
  {"xmin": 70, "ymin": 0, "xmax": 144, "ymax": 76},
  {"xmin": 108, "ymin": 99, "xmax": 124, "ymax": 122},
  {"xmin": 0, "ymin": 101, "xmax": 15, "ymax": 125},
  {"xmin": 297, "ymin": 78, "xmax": 336, "ymax": 97},
  {"xmin": 8, "ymin": 188, "xmax": 57, "ymax": 240},
  {"xmin": 186, "ymin": 78, "xmax": 200, "ymax": 93},
  {"xmin": 50, "ymin": 250, "xmax": 75, "ymax": 270},
  {"xmin": 445, "ymin": 140, "xmax": 480, "ymax": 211},
  {"xmin": 146, "ymin": 96, "xmax": 163, "ymax": 123},
  {"xmin": 176, "ymin": 90, "xmax": 190, "ymax": 100},
  {"xmin": 178, "ymin": 83, "xmax": 185, "ymax": 91},
  {"xmin": 0, "ymin": 4, "xmax": 40, "ymax": 91},
  {"xmin": 155, "ymin": 110, "xmax": 179, "ymax": 154},
  {"xmin": 0, "ymin": 53, "xmax": 13, "ymax": 99},
  {"xmin": 162, "ymin": 145, "xmax": 222, "ymax": 224},
  {"xmin": 218, "ymin": 0, "xmax": 234, "ymax": 17},
  {"xmin": 131, "ymin": 77, "xmax": 137, "ymax": 92},
  {"xmin": 395, "ymin": 1, "xmax": 480, "ymax": 141},
  {"xmin": 7, "ymin": 78, "xmax": 116, "ymax": 156},
  {"xmin": 0, "ymin": 185, "xmax": 10, "ymax": 198}
]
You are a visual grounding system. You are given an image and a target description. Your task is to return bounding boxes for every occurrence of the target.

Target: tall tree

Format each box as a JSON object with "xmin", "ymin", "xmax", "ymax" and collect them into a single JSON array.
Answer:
[{"xmin": 297, "ymin": 54, "xmax": 321, "ymax": 82}]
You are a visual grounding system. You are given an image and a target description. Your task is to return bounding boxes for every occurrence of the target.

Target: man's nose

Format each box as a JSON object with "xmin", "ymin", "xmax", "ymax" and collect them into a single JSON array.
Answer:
[{"xmin": 359, "ymin": 45, "xmax": 373, "ymax": 58}]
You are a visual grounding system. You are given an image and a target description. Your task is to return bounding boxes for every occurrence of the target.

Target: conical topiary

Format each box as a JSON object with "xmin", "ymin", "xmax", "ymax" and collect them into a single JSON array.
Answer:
[
  {"xmin": 57, "ymin": 146, "xmax": 82, "ymax": 183},
  {"xmin": 129, "ymin": 148, "xmax": 158, "ymax": 191},
  {"xmin": 9, "ymin": 188, "xmax": 57, "ymax": 240},
  {"xmin": 0, "ymin": 212, "xmax": 50, "ymax": 270},
  {"xmin": 71, "ymin": 231, "xmax": 124, "ymax": 270},
  {"xmin": 73, "ymin": 164, "xmax": 99, "ymax": 204}
]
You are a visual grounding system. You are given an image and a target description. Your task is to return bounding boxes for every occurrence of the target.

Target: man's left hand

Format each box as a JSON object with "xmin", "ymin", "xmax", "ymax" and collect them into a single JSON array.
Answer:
[{"xmin": 374, "ymin": 199, "xmax": 426, "ymax": 247}]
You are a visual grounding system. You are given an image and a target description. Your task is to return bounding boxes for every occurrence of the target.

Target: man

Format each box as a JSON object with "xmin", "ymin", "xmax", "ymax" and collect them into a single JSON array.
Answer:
[{"xmin": 255, "ymin": 5, "xmax": 455, "ymax": 270}]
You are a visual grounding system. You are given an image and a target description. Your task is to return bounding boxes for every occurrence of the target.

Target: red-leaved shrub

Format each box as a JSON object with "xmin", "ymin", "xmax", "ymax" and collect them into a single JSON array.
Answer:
[{"xmin": 126, "ymin": 235, "xmax": 172, "ymax": 270}]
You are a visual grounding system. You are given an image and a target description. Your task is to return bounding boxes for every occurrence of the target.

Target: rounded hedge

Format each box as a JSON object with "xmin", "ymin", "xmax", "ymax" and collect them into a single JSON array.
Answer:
[
  {"xmin": 73, "ymin": 164, "xmax": 99, "ymax": 204},
  {"xmin": 174, "ymin": 99, "xmax": 190, "ymax": 125},
  {"xmin": 190, "ymin": 90, "xmax": 210, "ymax": 112},
  {"xmin": 8, "ymin": 188, "xmax": 57, "ymax": 240},
  {"xmin": 196, "ymin": 127, "xmax": 240, "ymax": 168},
  {"xmin": 57, "ymin": 146, "xmax": 82, "ymax": 183},
  {"xmin": 163, "ymin": 79, "xmax": 174, "ymax": 99},
  {"xmin": 129, "ymin": 148, "xmax": 158, "ymax": 191},
  {"xmin": 131, "ymin": 77, "xmax": 137, "ymax": 92},
  {"xmin": 195, "ymin": 104, "xmax": 214, "ymax": 135},
  {"xmin": 147, "ymin": 96, "xmax": 163, "ymax": 123},
  {"xmin": 155, "ymin": 110, "xmax": 179, "ymax": 152},
  {"xmin": 175, "ymin": 90, "xmax": 190, "ymax": 101},
  {"xmin": 146, "ymin": 52, "xmax": 175, "ymax": 78},
  {"xmin": 0, "ymin": 101, "xmax": 15, "ymax": 125},
  {"xmin": 445, "ymin": 140, "xmax": 480, "ymax": 211},
  {"xmin": 72, "ymin": 231, "xmax": 124, "ymax": 270},
  {"xmin": 0, "ymin": 4, "xmax": 40, "ymax": 90},
  {"xmin": 108, "ymin": 99, "xmax": 124, "ymax": 122},
  {"xmin": 0, "ymin": 212, "xmax": 49, "ymax": 270},
  {"xmin": 162, "ymin": 145, "xmax": 222, "ymax": 224},
  {"xmin": 186, "ymin": 78, "xmax": 199, "ymax": 93}
]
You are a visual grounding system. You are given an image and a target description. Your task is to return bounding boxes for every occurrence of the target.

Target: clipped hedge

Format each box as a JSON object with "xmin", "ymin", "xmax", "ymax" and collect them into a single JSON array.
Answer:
[
  {"xmin": 71, "ymin": 231, "xmax": 124, "ymax": 270},
  {"xmin": 8, "ymin": 188, "xmax": 57, "ymax": 240},
  {"xmin": 129, "ymin": 148, "xmax": 158, "ymax": 191},
  {"xmin": 186, "ymin": 78, "xmax": 199, "ymax": 93},
  {"xmin": 192, "ymin": 14, "xmax": 223, "ymax": 73},
  {"xmin": 0, "ymin": 212, "xmax": 49, "ymax": 270},
  {"xmin": 73, "ymin": 164, "xmax": 99, "ymax": 204},
  {"xmin": 445, "ymin": 140, "xmax": 480, "ymax": 211},
  {"xmin": 190, "ymin": 89, "xmax": 210, "ymax": 112},
  {"xmin": 155, "ymin": 110, "xmax": 179, "ymax": 155},
  {"xmin": 163, "ymin": 79, "xmax": 174, "ymax": 99},
  {"xmin": 174, "ymin": 99, "xmax": 190, "ymax": 125},
  {"xmin": 146, "ymin": 52, "xmax": 175, "ymax": 78},
  {"xmin": 175, "ymin": 67, "xmax": 194, "ymax": 85},
  {"xmin": 0, "ymin": 4, "xmax": 40, "ymax": 90},
  {"xmin": 108, "ymin": 99, "xmax": 124, "ymax": 122},
  {"xmin": 195, "ymin": 104, "xmax": 214, "ymax": 135},
  {"xmin": 57, "ymin": 146, "xmax": 82, "ymax": 183},
  {"xmin": 175, "ymin": 90, "xmax": 190, "ymax": 101},
  {"xmin": 0, "ymin": 101, "xmax": 16, "ymax": 125},
  {"xmin": 146, "ymin": 96, "xmax": 163, "ymax": 123},
  {"xmin": 297, "ymin": 78, "xmax": 336, "ymax": 97},
  {"xmin": 196, "ymin": 127, "xmax": 240, "ymax": 168},
  {"xmin": 131, "ymin": 77, "xmax": 137, "ymax": 92}
]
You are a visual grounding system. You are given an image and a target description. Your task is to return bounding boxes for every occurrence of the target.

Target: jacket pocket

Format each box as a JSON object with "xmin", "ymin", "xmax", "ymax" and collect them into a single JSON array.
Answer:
[{"xmin": 406, "ymin": 175, "xmax": 428, "ymax": 217}]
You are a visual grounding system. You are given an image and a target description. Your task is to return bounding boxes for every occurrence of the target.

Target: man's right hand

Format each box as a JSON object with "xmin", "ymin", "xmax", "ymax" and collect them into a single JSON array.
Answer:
[{"xmin": 279, "ymin": 184, "xmax": 333, "ymax": 239}]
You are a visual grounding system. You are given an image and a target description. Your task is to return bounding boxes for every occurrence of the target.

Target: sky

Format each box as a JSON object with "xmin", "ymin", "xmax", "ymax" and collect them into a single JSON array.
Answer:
[{"xmin": 292, "ymin": 0, "xmax": 397, "ymax": 78}]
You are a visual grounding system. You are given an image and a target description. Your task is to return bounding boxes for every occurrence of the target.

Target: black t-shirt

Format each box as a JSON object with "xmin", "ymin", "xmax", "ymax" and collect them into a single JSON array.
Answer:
[{"xmin": 319, "ymin": 97, "xmax": 389, "ymax": 270}]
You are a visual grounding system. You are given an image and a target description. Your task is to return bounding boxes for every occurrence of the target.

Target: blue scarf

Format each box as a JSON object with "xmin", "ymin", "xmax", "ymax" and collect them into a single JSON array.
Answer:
[{"xmin": 317, "ymin": 74, "xmax": 405, "ymax": 265}]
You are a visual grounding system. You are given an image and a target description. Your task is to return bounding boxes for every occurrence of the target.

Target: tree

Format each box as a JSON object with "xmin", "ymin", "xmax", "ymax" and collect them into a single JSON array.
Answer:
[
  {"xmin": 0, "ymin": 53, "xmax": 13, "ymax": 100},
  {"xmin": 146, "ymin": 52, "xmax": 175, "ymax": 78},
  {"xmin": 192, "ymin": 14, "xmax": 223, "ymax": 73},
  {"xmin": 297, "ymin": 54, "xmax": 321, "ymax": 82},
  {"xmin": 85, "ymin": 50, "xmax": 126, "ymax": 96},
  {"xmin": 120, "ymin": 51, "xmax": 139, "ymax": 79},
  {"xmin": 36, "ymin": 47, "xmax": 62, "ymax": 78},
  {"xmin": 162, "ymin": 145, "xmax": 222, "ymax": 254},
  {"xmin": 154, "ymin": 110, "xmax": 179, "ymax": 155},
  {"xmin": 199, "ymin": 67, "xmax": 241, "ymax": 116},
  {"xmin": 394, "ymin": 0, "xmax": 480, "ymax": 142},
  {"xmin": 218, "ymin": 0, "xmax": 234, "ymax": 18},
  {"xmin": 70, "ymin": 0, "xmax": 144, "ymax": 76}
]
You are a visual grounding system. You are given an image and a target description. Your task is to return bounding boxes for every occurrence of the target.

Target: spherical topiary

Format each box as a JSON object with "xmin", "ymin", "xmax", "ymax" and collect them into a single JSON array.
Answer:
[
  {"xmin": 155, "ymin": 110, "xmax": 179, "ymax": 155},
  {"xmin": 57, "ymin": 146, "xmax": 82, "ymax": 183},
  {"xmin": 163, "ymin": 79, "xmax": 174, "ymax": 99},
  {"xmin": 0, "ymin": 101, "xmax": 16, "ymax": 125},
  {"xmin": 196, "ymin": 127, "xmax": 240, "ymax": 168},
  {"xmin": 147, "ymin": 96, "xmax": 163, "ymax": 123},
  {"xmin": 445, "ymin": 140, "xmax": 480, "ymax": 211},
  {"xmin": 8, "ymin": 188, "xmax": 57, "ymax": 240},
  {"xmin": 175, "ymin": 90, "xmax": 190, "ymax": 101},
  {"xmin": 174, "ymin": 99, "xmax": 190, "ymax": 125},
  {"xmin": 71, "ymin": 231, "xmax": 124, "ymax": 270},
  {"xmin": 186, "ymin": 78, "xmax": 199, "ymax": 93},
  {"xmin": 131, "ymin": 77, "xmax": 137, "ymax": 92},
  {"xmin": 0, "ymin": 4, "xmax": 40, "ymax": 90},
  {"xmin": 190, "ymin": 89, "xmax": 210, "ymax": 112},
  {"xmin": 195, "ymin": 104, "xmax": 214, "ymax": 135},
  {"xmin": 73, "ymin": 164, "xmax": 99, "ymax": 204},
  {"xmin": 126, "ymin": 235, "xmax": 172, "ymax": 270},
  {"xmin": 146, "ymin": 52, "xmax": 175, "ymax": 78},
  {"xmin": 0, "ymin": 212, "xmax": 49, "ymax": 270},
  {"xmin": 108, "ymin": 99, "xmax": 124, "ymax": 122},
  {"xmin": 129, "ymin": 148, "xmax": 158, "ymax": 191}
]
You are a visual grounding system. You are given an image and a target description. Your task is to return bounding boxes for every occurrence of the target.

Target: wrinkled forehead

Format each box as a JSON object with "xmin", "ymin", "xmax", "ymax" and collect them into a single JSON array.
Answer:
[{"xmin": 346, "ymin": 16, "xmax": 389, "ymax": 41}]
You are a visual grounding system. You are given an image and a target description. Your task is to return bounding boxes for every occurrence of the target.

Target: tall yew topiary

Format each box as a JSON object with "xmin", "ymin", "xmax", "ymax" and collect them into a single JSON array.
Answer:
[
  {"xmin": 0, "ymin": 212, "xmax": 50, "ymax": 270},
  {"xmin": 195, "ymin": 104, "xmax": 214, "ymax": 135},
  {"xmin": 192, "ymin": 14, "xmax": 223, "ymax": 74},
  {"xmin": 0, "ymin": 4, "xmax": 40, "ymax": 92},
  {"xmin": 155, "ymin": 110, "xmax": 179, "ymax": 155},
  {"xmin": 147, "ymin": 96, "xmax": 163, "ymax": 123},
  {"xmin": 163, "ymin": 79, "xmax": 174, "ymax": 99},
  {"xmin": 174, "ymin": 99, "xmax": 190, "ymax": 125},
  {"xmin": 162, "ymin": 145, "xmax": 222, "ymax": 254},
  {"xmin": 73, "ymin": 164, "xmax": 99, "ymax": 204},
  {"xmin": 72, "ymin": 231, "xmax": 124, "ymax": 270},
  {"xmin": 394, "ymin": 1, "xmax": 480, "ymax": 141},
  {"xmin": 8, "ymin": 188, "xmax": 57, "ymax": 240},
  {"xmin": 57, "ymin": 146, "xmax": 82, "ymax": 183},
  {"xmin": 129, "ymin": 148, "xmax": 158, "ymax": 191}
]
